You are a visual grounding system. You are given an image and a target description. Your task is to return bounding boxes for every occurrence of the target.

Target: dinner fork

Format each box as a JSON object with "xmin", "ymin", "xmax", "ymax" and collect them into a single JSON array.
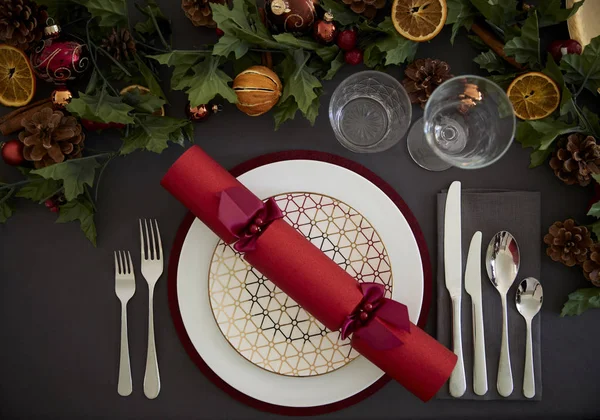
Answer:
[
  {"xmin": 140, "ymin": 219, "xmax": 163, "ymax": 399},
  {"xmin": 115, "ymin": 250, "xmax": 135, "ymax": 397}
]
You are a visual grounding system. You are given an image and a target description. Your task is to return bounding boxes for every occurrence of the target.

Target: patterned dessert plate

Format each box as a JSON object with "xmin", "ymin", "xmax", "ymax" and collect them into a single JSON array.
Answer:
[{"xmin": 173, "ymin": 159, "xmax": 424, "ymax": 409}]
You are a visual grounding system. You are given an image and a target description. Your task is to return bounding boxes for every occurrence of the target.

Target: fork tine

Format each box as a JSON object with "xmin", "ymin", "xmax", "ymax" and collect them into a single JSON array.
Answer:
[
  {"xmin": 122, "ymin": 250, "xmax": 129, "ymax": 274},
  {"xmin": 146, "ymin": 218, "xmax": 155, "ymax": 260},
  {"xmin": 127, "ymin": 251, "xmax": 133, "ymax": 274},
  {"xmin": 154, "ymin": 219, "xmax": 162, "ymax": 260},
  {"xmin": 114, "ymin": 251, "xmax": 120, "ymax": 275},
  {"xmin": 139, "ymin": 219, "xmax": 145, "ymax": 260},
  {"xmin": 118, "ymin": 251, "xmax": 124, "ymax": 275}
]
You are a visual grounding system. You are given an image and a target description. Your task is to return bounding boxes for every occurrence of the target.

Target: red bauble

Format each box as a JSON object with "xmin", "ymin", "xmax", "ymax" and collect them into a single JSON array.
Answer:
[
  {"xmin": 1, "ymin": 140, "xmax": 25, "ymax": 166},
  {"xmin": 548, "ymin": 39, "xmax": 582, "ymax": 62},
  {"xmin": 265, "ymin": 0, "xmax": 316, "ymax": 34},
  {"xmin": 345, "ymin": 49, "xmax": 363, "ymax": 65},
  {"xmin": 215, "ymin": 27, "xmax": 225, "ymax": 37},
  {"xmin": 30, "ymin": 21, "xmax": 90, "ymax": 85},
  {"xmin": 313, "ymin": 12, "xmax": 337, "ymax": 44},
  {"xmin": 337, "ymin": 29, "xmax": 357, "ymax": 51}
]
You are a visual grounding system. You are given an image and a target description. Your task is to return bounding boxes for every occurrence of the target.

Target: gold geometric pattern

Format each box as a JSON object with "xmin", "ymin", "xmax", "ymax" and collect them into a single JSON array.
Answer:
[{"xmin": 209, "ymin": 192, "xmax": 392, "ymax": 377}]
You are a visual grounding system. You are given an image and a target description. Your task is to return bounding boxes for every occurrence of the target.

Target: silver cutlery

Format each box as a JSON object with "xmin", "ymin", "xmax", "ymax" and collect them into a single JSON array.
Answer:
[
  {"xmin": 140, "ymin": 219, "xmax": 163, "ymax": 399},
  {"xmin": 486, "ymin": 231, "xmax": 520, "ymax": 397},
  {"xmin": 516, "ymin": 277, "xmax": 543, "ymax": 399},
  {"xmin": 114, "ymin": 250, "xmax": 135, "ymax": 397},
  {"xmin": 444, "ymin": 181, "xmax": 466, "ymax": 398},
  {"xmin": 465, "ymin": 231, "xmax": 488, "ymax": 396}
]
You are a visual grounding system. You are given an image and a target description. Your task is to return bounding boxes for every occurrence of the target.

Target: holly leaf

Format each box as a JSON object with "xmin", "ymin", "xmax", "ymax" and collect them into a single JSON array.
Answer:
[
  {"xmin": 211, "ymin": 0, "xmax": 282, "ymax": 50},
  {"xmin": 66, "ymin": 91, "xmax": 135, "ymax": 124},
  {"xmin": 57, "ymin": 196, "xmax": 97, "ymax": 246},
  {"xmin": 134, "ymin": 54, "xmax": 167, "ymax": 100},
  {"xmin": 487, "ymin": 73, "xmax": 517, "ymax": 90},
  {"xmin": 323, "ymin": 51, "xmax": 345, "ymax": 81},
  {"xmin": 273, "ymin": 34, "xmax": 339, "ymax": 62},
  {"xmin": 446, "ymin": 0, "xmax": 476, "ymax": 44},
  {"xmin": 588, "ymin": 201, "xmax": 600, "ymax": 218},
  {"xmin": 537, "ymin": 0, "xmax": 585, "ymax": 28},
  {"xmin": 273, "ymin": 97, "xmax": 298, "ymax": 130},
  {"xmin": 168, "ymin": 122, "xmax": 194, "ymax": 147},
  {"xmin": 213, "ymin": 34, "xmax": 250, "ymax": 59},
  {"xmin": 516, "ymin": 117, "xmax": 577, "ymax": 150},
  {"xmin": 148, "ymin": 51, "xmax": 203, "ymax": 90},
  {"xmin": 72, "ymin": 0, "xmax": 127, "ymax": 27},
  {"xmin": 469, "ymin": 0, "xmax": 520, "ymax": 27},
  {"xmin": 0, "ymin": 200, "xmax": 12, "ymax": 223},
  {"xmin": 542, "ymin": 52, "xmax": 574, "ymax": 117},
  {"xmin": 32, "ymin": 158, "xmax": 101, "ymax": 201},
  {"xmin": 121, "ymin": 87, "xmax": 166, "ymax": 114},
  {"xmin": 361, "ymin": 18, "xmax": 418, "ymax": 67},
  {"xmin": 319, "ymin": 0, "xmax": 362, "ymax": 26},
  {"xmin": 305, "ymin": 89, "xmax": 321, "ymax": 126},
  {"xmin": 504, "ymin": 13, "xmax": 540, "ymax": 67},
  {"xmin": 529, "ymin": 147, "xmax": 553, "ymax": 168},
  {"xmin": 561, "ymin": 35, "xmax": 600, "ymax": 95},
  {"xmin": 134, "ymin": 0, "xmax": 170, "ymax": 36},
  {"xmin": 474, "ymin": 50, "xmax": 507, "ymax": 73},
  {"xmin": 582, "ymin": 107, "xmax": 600, "ymax": 138},
  {"xmin": 186, "ymin": 56, "xmax": 238, "ymax": 106},
  {"xmin": 561, "ymin": 288, "xmax": 600, "ymax": 316},
  {"xmin": 121, "ymin": 115, "xmax": 192, "ymax": 154},
  {"xmin": 279, "ymin": 50, "xmax": 321, "ymax": 116},
  {"xmin": 16, "ymin": 178, "xmax": 61, "ymax": 202}
]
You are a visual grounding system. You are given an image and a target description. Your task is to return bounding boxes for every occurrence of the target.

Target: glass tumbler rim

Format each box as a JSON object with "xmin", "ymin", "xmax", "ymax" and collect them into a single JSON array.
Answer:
[
  {"xmin": 329, "ymin": 70, "xmax": 412, "ymax": 153},
  {"xmin": 423, "ymin": 74, "xmax": 516, "ymax": 170}
]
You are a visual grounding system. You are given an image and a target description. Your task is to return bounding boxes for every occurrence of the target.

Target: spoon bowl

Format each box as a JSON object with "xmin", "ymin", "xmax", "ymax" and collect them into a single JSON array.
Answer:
[{"xmin": 486, "ymin": 231, "xmax": 520, "ymax": 294}]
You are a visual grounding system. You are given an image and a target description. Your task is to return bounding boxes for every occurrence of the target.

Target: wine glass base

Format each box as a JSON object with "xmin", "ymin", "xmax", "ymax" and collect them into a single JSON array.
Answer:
[{"xmin": 407, "ymin": 118, "xmax": 452, "ymax": 172}]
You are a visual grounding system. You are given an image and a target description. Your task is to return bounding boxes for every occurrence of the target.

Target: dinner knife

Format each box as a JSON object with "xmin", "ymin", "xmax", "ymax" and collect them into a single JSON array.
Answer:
[
  {"xmin": 444, "ymin": 180, "xmax": 466, "ymax": 398},
  {"xmin": 465, "ymin": 231, "xmax": 488, "ymax": 396}
]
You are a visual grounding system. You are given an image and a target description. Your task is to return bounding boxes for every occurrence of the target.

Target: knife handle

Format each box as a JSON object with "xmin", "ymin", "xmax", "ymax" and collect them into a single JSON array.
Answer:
[
  {"xmin": 449, "ymin": 296, "xmax": 466, "ymax": 398},
  {"xmin": 472, "ymin": 301, "xmax": 488, "ymax": 396}
]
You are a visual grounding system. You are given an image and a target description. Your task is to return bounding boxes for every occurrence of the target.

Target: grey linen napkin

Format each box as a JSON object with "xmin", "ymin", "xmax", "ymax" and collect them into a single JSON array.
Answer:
[{"xmin": 436, "ymin": 190, "xmax": 542, "ymax": 400}]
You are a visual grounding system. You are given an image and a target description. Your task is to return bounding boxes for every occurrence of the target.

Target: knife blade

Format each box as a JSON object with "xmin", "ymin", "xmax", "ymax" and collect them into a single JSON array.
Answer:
[
  {"xmin": 465, "ymin": 231, "xmax": 488, "ymax": 396},
  {"xmin": 444, "ymin": 180, "xmax": 466, "ymax": 398}
]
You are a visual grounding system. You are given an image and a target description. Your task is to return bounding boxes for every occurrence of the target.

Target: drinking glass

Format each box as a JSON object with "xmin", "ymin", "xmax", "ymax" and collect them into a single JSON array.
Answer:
[
  {"xmin": 407, "ymin": 75, "xmax": 516, "ymax": 171},
  {"xmin": 329, "ymin": 71, "xmax": 412, "ymax": 153}
]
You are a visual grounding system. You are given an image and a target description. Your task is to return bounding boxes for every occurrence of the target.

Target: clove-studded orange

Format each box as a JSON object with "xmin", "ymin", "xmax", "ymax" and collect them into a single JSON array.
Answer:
[{"xmin": 233, "ymin": 66, "xmax": 282, "ymax": 116}]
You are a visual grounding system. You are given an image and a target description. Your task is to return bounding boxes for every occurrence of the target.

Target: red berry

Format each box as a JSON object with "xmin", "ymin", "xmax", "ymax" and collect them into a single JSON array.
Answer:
[
  {"xmin": 337, "ymin": 29, "xmax": 357, "ymax": 51},
  {"xmin": 216, "ymin": 27, "xmax": 225, "ymax": 37},
  {"xmin": 1, "ymin": 139, "xmax": 24, "ymax": 166},
  {"xmin": 44, "ymin": 199, "xmax": 55, "ymax": 208},
  {"xmin": 548, "ymin": 39, "xmax": 582, "ymax": 62},
  {"xmin": 50, "ymin": 206, "xmax": 59, "ymax": 213},
  {"xmin": 345, "ymin": 49, "xmax": 363, "ymax": 65}
]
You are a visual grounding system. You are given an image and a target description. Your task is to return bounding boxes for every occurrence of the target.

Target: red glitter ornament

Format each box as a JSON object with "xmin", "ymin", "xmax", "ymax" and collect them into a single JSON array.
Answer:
[
  {"xmin": 313, "ymin": 12, "xmax": 337, "ymax": 44},
  {"xmin": 30, "ymin": 19, "xmax": 90, "ymax": 85},
  {"xmin": 186, "ymin": 103, "xmax": 221, "ymax": 122},
  {"xmin": 1, "ymin": 140, "xmax": 25, "ymax": 166}
]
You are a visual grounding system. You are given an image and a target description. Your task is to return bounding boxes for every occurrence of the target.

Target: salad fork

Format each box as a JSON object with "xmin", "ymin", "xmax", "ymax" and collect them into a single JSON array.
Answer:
[
  {"xmin": 140, "ymin": 219, "xmax": 163, "ymax": 399},
  {"xmin": 114, "ymin": 250, "xmax": 135, "ymax": 397}
]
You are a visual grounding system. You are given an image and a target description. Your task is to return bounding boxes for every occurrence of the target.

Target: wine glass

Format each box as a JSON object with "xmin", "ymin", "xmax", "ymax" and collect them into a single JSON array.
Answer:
[
  {"xmin": 407, "ymin": 75, "xmax": 516, "ymax": 171},
  {"xmin": 329, "ymin": 71, "xmax": 412, "ymax": 153}
]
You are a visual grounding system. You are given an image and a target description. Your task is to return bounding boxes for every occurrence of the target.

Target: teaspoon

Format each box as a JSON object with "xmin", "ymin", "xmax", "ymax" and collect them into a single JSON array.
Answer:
[{"xmin": 516, "ymin": 277, "xmax": 543, "ymax": 398}]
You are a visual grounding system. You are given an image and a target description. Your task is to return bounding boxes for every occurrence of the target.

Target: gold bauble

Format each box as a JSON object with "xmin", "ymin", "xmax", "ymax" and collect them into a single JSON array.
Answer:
[{"xmin": 233, "ymin": 66, "xmax": 282, "ymax": 116}]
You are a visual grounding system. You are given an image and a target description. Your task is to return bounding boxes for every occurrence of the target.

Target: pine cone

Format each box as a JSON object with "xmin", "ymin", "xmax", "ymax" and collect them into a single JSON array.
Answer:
[
  {"xmin": 341, "ymin": 0, "xmax": 386, "ymax": 19},
  {"xmin": 544, "ymin": 219, "xmax": 593, "ymax": 267},
  {"xmin": 402, "ymin": 58, "xmax": 453, "ymax": 108},
  {"xmin": 18, "ymin": 107, "xmax": 85, "ymax": 169},
  {"xmin": 182, "ymin": 0, "xmax": 225, "ymax": 28},
  {"xmin": 100, "ymin": 28, "xmax": 136, "ymax": 62},
  {"xmin": 0, "ymin": 0, "xmax": 48, "ymax": 51},
  {"xmin": 549, "ymin": 133, "xmax": 600, "ymax": 187},
  {"xmin": 582, "ymin": 243, "xmax": 600, "ymax": 287}
]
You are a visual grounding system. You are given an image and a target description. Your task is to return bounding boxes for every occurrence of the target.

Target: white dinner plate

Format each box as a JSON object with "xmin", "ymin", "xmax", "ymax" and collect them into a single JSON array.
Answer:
[{"xmin": 176, "ymin": 160, "xmax": 423, "ymax": 408}]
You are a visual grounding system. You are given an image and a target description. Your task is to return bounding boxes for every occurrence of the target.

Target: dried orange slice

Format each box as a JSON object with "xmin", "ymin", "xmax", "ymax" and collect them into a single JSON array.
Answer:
[
  {"xmin": 119, "ymin": 84, "xmax": 165, "ymax": 116},
  {"xmin": 507, "ymin": 72, "xmax": 560, "ymax": 120},
  {"xmin": 391, "ymin": 0, "xmax": 448, "ymax": 42},
  {"xmin": 0, "ymin": 44, "xmax": 36, "ymax": 107}
]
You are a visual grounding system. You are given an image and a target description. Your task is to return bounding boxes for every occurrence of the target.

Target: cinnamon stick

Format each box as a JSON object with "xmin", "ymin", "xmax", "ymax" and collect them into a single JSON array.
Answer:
[
  {"xmin": 471, "ymin": 22, "xmax": 526, "ymax": 70},
  {"xmin": 0, "ymin": 98, "xmax": 53, "ymax": 136}
]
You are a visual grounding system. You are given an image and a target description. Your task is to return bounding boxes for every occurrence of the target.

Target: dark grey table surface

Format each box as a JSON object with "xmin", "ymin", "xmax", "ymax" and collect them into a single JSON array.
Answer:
[{"xmin": 1, "ymin": 2, "xmax": 599, "ymax": 419}]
